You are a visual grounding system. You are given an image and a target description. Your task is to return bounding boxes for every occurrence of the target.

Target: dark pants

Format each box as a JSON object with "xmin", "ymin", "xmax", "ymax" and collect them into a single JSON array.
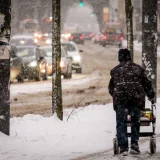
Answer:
[{"xmin": 116, "ymin": 104, "xmax": 141, "ymax": 149}]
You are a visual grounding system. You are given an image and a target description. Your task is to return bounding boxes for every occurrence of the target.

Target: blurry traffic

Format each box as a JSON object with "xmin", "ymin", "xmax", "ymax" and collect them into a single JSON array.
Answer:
[{"xmin": 10, "ymin": 0, "xmax": 149, "ymax": 83}]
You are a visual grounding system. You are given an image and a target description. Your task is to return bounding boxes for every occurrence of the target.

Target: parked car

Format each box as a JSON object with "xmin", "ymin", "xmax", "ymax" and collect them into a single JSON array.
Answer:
[
  {"xmin": 10, "ymin": 44, "xmax": 25, "ymax": 83},
  {"xmin": 39, "ymin": 45, "xmax": 72, "ymax": 79},
  {"xmin": 11, "ymin": 34, "xmax": 37, "ymax": 46},
  {"xmin": 69, "ymin": 33, "xmax": 84, "ymax": 44},
  {"xmin": 92, "ymin": 33, "xmax": 101, "ymax": 44},
  {"xmin": 61, "ymin": 41, "xmax": 82, "ymax": 73},
  {"xmin": 17, "ymin": 46, "xmax": 48, "ymax": 81}
]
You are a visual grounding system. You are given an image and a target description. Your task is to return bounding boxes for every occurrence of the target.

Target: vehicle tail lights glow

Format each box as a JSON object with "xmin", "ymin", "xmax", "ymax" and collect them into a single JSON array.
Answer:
[
  {"xmin": 103, "ymin": 36, "xmax": 107, "ymax": 40},
  {"xmin": 89, "ymin": 33, "xmax": 93, "ymax": 37},
  {"xmin": 96, "ymin": 36, "xmax": 99, "ymax": 40},
  {"xmin": 80, "ymin": 34, "xmax": 84, "ymax": 39},
  {"xmin": 69, "ymin": 36, "xmax": 74, "ymax": 40},
  {"xmin": 120, "ymin": 36, "xmax": 124, "ymax": 40}
]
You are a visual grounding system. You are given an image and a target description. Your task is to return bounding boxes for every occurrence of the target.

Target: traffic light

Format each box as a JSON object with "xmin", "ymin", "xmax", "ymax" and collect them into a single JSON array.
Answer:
[{"xmin": 79, "ymin": 0, "xmax": 84, "ymax": 7}]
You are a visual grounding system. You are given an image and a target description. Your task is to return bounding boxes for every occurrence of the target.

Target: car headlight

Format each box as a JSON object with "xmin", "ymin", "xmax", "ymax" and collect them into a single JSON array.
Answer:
[
  {"xmin": 34, "ymin": 33, "xmax": 38, "ymax": 37},
  {"xmin": 46, "ymin": 39, "xmax": 51, "ymax": 45},
  {"xmin": 34, "ymin": 39, "xmax": 38, "ymax": 43},
  {"xmin": 44, "ymin": 33, "xmax": 49, "ymax": 37},
  {"xmin": 60, "ymin": 61, "xmax": 65, "ymax": 68},
  {"xmin": 73, "ymin": 56, "xmax": 81, "ymax": 62},
  {"xmin": 28, "ymin": 61, "xmax": 37, "ymax": 67}
]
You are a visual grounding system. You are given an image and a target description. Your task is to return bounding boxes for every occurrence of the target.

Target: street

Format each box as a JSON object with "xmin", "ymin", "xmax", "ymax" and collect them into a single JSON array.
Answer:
[{"xmin": 10, "ymin": 42, "xmax": 160, "ymax": 117}]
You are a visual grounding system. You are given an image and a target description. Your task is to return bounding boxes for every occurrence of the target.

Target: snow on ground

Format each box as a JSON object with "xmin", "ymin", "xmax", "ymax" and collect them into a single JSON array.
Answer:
[
  {"xmin": 10, "ymin": 70, "xmax": 102, "ymax": 96},
  {"xmin": 0, "ymin": 98, "xmax": 160, "ymax": 160},
  {"xmin": 122, "ymin": 40, "xmax": 160, "ymax": 57}
]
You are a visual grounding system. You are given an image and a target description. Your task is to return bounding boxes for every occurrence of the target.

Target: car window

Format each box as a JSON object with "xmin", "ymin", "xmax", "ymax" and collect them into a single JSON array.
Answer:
[
  {"xmin": 64, "ymin": 43, "xmax": 76, "ymax": 51},
  {"xmin": 41, "ymin": 47, "xmax": 66, "ymax": 57},
  {"xmin": 61, "ymin": 47, "xmax": 66, "ymax": 57},
  {"xmin": 18, "ymin": 48, "xmax": 35, "ymax": 57},
  {"xmin": 41, "ymin": 48, "xmax": 52, "ymax": 57},
  {"xmin": 11, "ymin": 38, "xmax": 34, "ymax": 46}
]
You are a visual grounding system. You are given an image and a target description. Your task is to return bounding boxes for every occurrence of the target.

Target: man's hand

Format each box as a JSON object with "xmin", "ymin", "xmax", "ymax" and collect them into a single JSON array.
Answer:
[{"xmin": 150, "ymin": 99, "xmax": 155, "ymax": 104}]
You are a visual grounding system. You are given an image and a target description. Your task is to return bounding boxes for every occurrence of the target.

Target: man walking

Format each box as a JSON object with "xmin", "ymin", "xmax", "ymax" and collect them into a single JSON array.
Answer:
[{"xmin": 108, "ymin": 49, "xmax": 155, "ymax": 156}]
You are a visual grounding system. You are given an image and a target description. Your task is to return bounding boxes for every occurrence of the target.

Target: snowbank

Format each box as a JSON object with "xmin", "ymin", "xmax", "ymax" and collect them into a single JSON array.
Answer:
[{"xmin": 0, "ymin": 99, "xmax": 160, "ymax": 160}]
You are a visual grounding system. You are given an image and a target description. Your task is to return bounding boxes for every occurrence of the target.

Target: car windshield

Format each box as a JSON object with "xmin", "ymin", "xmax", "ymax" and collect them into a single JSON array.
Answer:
[
  {"xmin": 11, "ymin": 38, "xmax": 34, "ymax": 46},
  {"xmin": 63, "ymin": 43, "xmax": 76, "ymax": 51},
  {"xmin": 18, "ymin": 48, "xmax": 35, "ymax": 57},
  {"xmin": 40, "ymin": 47, "xmax": 65, "ymax": 57},
  {"xmin": 41, "ymin": 48, "xmax": 52, "ymax": 57}
]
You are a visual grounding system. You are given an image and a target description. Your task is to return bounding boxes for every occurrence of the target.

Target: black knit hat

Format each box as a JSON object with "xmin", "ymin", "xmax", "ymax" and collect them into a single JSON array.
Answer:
[{"xmin": 118, "ymin": 48, "xmax": 131, "ymax": 62}]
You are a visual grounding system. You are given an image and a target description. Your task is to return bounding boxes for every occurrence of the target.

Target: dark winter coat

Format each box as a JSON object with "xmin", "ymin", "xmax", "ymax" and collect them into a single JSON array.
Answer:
[{"xmin": 108, "ymin": 61, "xmax": 155, "ymax": 110}]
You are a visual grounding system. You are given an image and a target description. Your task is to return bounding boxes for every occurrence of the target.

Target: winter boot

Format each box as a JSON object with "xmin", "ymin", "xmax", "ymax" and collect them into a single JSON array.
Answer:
[
  {"xmin": 120, "ymin": 148, "xmax": 128, "ymax": 156},
  {"xmin": 130, "ymin": 144, "xmax": 140, "ymax": 155}
]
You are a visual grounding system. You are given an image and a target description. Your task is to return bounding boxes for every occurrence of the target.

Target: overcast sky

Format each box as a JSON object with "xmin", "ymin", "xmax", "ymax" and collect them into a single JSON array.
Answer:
[{"xmin": 64, "ymin": 5, "xmax": 99, "ymax": 32}]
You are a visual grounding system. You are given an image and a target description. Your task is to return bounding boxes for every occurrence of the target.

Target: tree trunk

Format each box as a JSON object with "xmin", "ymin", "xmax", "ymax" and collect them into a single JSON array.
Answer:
[
  {"xmin": 52, "ymin": 0, "xmax": 63, "ymax": 120},
  {"xmin": 0, "ymin": 0, "xmax": 11, "ymax": 37},
  {"xmin": 125, "ymin": 0, "xmax": 134, "ymax": 62},
  {"xmin": 0, "ymin": 0, "xmax": 11, "ymax": 135},
  {"xmin": 142, "ymin": 0, "xmax": 158, "ymax": 102}
]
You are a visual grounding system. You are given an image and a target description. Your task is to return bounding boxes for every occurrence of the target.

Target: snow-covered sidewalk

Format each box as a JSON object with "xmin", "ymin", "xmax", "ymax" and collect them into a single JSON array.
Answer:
[{"xmin": 0, "ymin": 99, "xmax": 160, "ymax": 160}]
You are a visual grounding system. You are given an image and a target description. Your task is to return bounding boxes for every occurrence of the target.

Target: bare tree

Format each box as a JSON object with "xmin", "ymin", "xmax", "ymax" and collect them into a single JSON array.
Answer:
[
  {"xmin": 0, "ymin": 0, "xmax": 11, "ymax": 37},
  {"xmin": 52, "ymin": 0, "xmax": 63, "ymax": 120},
  {"xmin": 142, "ymin": 0, "xmax": 158, "ymax": 102},
  {"xmin": 0, "ymin": 0, "xmax": 11, "ymax": 135},
  {"xmin": 125, "ymin": 0, "xmax": 134, "ymax": 62}
]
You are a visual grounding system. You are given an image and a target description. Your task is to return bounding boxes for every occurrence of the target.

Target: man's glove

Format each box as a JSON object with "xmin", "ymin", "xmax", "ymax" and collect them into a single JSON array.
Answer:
[{"xmin": 150, "ymin": 99, "xmax": 155, "ymax": 104}]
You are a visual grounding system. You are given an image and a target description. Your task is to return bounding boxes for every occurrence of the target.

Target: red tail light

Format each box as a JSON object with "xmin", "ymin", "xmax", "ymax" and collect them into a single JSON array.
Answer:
[
  {"xmin": 80, "ymin": 34, "xmax": 84, "ymax": 39},
  {"xmin": 96, "ymin": 36, "xmax": 99, "ymax": 40},
  {"xmin": 120, "ymin": 36, "xmax": 124, "ymax": 40},
  {"xmin": 89, "ymin": 33, "xmax": 93, "ymax": 37},
  {"xmin": 103, "ymin": 36, "xmax": 107, "ymax": 40},
  {"xmin": 70, "ymin": 36, "xmax": 74, "ymax": 40}
]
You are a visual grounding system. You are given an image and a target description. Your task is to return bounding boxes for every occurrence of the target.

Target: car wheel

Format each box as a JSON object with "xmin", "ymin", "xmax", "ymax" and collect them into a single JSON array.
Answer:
[
  {"xmin": 63, "ymin": 73, "xmax": 68, "ymax": 79},
  {"xmin": 17, "ymin": 65, "xmax": 24, "ymax": 83},
  {"xmin": 76, "ymin": 68, "xmax": 82, "ymax": 73},
  {"xmin": 64, "ymin": 70, "xmax": 71, "ymax": 79},
  {"xmin": 68, "ymin": 71, "xmax": 72, "ymax": 79},
  {"xmin": 119, "ymin": 43, "xmax": 122, "ymax": 48},
  {"xmin": 42, "ymin": 72, "xmax": 48, "ymax": 81},
  {"xmin": 102, "ymin": 43, "xmax": 106, "ymax": 47},
  {"xmin": 17, "ymin": 74, "xmax": 24, "ymax": 83},
  {"xmin": 34, "ymin": 71, "xmax": 41, "ymax": 81}
]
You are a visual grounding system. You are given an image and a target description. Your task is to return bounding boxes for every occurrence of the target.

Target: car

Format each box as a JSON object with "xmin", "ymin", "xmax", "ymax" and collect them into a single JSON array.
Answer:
[
  {"xmin": 68, "ymin": 33, "xmax": 84, "ymax": 44},
  {"xmin": 83, "ymin": 32, "xmax": 95, "ymax": 40},
  {"xmin": 101, "ymin": 28, "xmax": 124, "ymax": 47},
  {"xmin": 39, "ymin": 45, "xmax": 72, "ymax": 79},
  {"xmin": 11, "ymin": 34, "xmax": 37, "ymax": 46},
  {"xmin": 17, "ymin": 46, "xmax": 48, "ymax": 81},
  {"xmin": 44, "ymin": 33, "xmax": 52, "ymax": 45},
  {"xmin": 92, "ymin": 33, "xmax": 101, "ymax": 44},
  {"xmin": 10, "ymin": 44, "xmax": 25, "ymax": 83},
  {"xmin": 61, "ymin": 41, "xmax": 82, "ymax": 73}
]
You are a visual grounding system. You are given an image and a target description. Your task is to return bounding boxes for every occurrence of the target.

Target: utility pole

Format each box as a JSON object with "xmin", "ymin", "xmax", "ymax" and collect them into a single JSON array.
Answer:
[
  {"xmin": 52, "ymin": 0, "xmax": 63, "ymax": 120},
  {"xmin": 125, "ymin": 0, "xmax": 134, "ymax": 62},
  {"xmin": 142, "ymin": 0, "xmax": 158, "ymax": 102},
  {"xmin": 0, "ymin": 0, "xmax": 11, "ymax": 135}
]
